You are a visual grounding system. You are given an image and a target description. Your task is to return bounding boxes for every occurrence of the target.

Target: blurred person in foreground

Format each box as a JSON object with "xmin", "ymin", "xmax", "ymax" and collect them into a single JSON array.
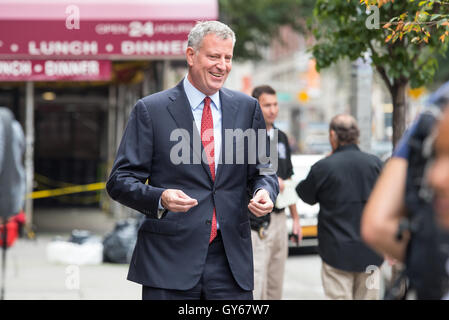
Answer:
[
  {"xmin": 428, "ymin": 108, "xmax": 449, "ymax": 230},
  {"xmin": 296, "ymin": 114, "xmax": 384, "ymax": 300},
  {"xmin": 427, "ymin": 108, "xmax": 449, "ymax": 301},
  {"xmin": 362, "ymin": 83, "xmax": 449, "ymax": 299},
  {"xmin": 249, "ymin": 85, "xmax": 302, "ymax": 300},
  {"xmin": 106, "ymin": 21, "xmax": 278, "ymax": 300}
]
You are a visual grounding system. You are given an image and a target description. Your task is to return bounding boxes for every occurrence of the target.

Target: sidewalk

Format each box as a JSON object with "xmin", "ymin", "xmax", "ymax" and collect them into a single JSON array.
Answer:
[
  {"xmin": 3, "ymin": 235, "xmax": 141, "ymax": 300},
  {"xmin": 2, "ymin": 207, "xmax": 325, "ymax": 300},
  {"xmin": 3, "ymin": 207, "xmax": 141, "ymax": 300},
  {"xmin": 31, "ymin": 207, "xmax": 118, "ymax": 235},
  {"xmin": 3, "ymin": 236, "xmax": 325, "ymax": 300}
]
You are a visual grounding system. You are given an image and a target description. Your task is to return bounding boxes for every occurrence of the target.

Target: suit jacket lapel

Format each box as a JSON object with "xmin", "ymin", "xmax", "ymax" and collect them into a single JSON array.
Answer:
[
  {"xmin": 167, "ymin": 81, "xmax": 213, "ymax": 182},
  {"xmin": 216, "ymin": 88, "xmax": 238, "ymax": 184}
]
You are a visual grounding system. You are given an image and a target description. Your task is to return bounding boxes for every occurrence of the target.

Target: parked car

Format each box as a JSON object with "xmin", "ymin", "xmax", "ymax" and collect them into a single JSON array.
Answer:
[{"xmin": 285, "ymin": 154, "xmax": 324, "ymax": 253}]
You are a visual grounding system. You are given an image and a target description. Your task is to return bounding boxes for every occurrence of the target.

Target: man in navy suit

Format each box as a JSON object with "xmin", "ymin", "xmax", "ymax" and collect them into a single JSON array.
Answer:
[{"xmin": 106, "ymin": 21, "xmax": 279, "ymax": 300}]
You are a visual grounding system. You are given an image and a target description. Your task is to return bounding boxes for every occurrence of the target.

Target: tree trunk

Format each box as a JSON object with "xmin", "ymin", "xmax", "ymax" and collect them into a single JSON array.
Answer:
[{"xmin": 391, "ymin": 80, "xmax": 408, "ymax": 148}]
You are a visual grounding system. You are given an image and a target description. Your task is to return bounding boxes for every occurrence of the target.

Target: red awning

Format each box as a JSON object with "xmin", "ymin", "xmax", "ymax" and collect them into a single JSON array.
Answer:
[{"xmin": 0, "ymin": 0, "xmax": 218, "ymax": 59}]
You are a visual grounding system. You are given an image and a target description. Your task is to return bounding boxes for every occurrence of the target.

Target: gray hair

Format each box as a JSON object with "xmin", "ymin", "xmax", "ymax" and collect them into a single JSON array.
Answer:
[{"xmin": 187, "ymin": 20, "xmax": 236, "ymax": 51}]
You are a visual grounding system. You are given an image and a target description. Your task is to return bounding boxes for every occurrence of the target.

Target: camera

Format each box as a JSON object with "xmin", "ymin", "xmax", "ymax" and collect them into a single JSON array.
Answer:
[{"xmin": 393, "ymin": 105, "xmax": 449, "ymax": 300}]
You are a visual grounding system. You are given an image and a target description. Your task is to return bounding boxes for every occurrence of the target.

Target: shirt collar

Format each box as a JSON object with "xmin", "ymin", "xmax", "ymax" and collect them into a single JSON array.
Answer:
[
  {"xmin": 335, "ymin": 143, "xmax": 360, "ymax": 153},
  {"xmin": 267, "ymin": 124, "xmax": 276, "ymax": 139},
  {"xmin": 183, "ymin": 75, "xmax": 220, "ymax": 111}
]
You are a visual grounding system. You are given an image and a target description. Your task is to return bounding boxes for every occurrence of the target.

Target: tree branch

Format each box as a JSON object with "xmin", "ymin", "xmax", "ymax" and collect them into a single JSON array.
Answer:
[
  {"xmin": 376, "ymin": 65, "xmax": 394, "ymax": 95},
  {"xmin": 367, "ymin": 41, "xmax": 393, "ymax": 93}
]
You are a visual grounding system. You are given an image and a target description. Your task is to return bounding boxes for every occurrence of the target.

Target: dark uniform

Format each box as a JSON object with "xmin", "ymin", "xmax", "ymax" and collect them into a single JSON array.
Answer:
[
  {"xmin": 250, "ymin": 126, "xmax": 294, "ymax": 299},
  {"xmin": 249, "ymin": 127, "xmax": 293, "ymax": 234}
]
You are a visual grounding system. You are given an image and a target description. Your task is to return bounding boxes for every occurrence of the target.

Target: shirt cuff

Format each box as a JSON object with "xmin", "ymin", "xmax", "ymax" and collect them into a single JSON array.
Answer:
[
  {"xmin": 253, "ymin": 188, "xmax": 262, "ymax": 198},
  {"xmin": 158, "ymin": 197, "xmax": 163, "ymax": 210},
  {"xmin": 157, "ymin": 197, "xmax": 166, "ymax": 219}
]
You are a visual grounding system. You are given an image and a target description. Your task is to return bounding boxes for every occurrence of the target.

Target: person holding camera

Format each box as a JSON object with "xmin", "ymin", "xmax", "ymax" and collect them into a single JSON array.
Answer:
[
  {"xmin": 362, "ymin": 84, "xmax": 449, "ymax": 299},
  {"xmin": 428, "ymin": 105, "xmax": 449, "ymax": 300},
  {"xmin": 427, "ymin": 107, "xmax": 449, "ymax": 231}
]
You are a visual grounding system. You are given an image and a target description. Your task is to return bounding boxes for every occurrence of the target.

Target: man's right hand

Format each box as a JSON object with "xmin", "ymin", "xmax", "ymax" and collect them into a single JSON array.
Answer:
[{"xmin": 161, "ymin": 189, "xmax": 198, "ymax": 212}]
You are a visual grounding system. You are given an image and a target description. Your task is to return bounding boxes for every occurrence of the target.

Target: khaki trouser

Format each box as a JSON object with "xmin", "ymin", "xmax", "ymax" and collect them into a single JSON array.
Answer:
[
  {"xmin": 321, "ymin": 261, "xmax": 381, "ymax": 300},
  {"xmin": 251, "ymin": 212, "xmax": 288, "ymax": 300}
]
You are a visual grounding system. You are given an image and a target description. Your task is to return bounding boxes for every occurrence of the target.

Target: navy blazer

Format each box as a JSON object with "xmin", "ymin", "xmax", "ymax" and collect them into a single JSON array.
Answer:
[{"xmin": 106, "ymin": 81, "xmax": 279, "ymax": 291}]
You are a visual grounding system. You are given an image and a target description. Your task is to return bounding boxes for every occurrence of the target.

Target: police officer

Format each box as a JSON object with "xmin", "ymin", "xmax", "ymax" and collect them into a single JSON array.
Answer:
[{"xmin": 249, "ymin": 85, "xmax": 302, "ymax": 300}]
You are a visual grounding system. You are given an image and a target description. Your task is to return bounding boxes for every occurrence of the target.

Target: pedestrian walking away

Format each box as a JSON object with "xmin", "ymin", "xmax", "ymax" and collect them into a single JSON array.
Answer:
[{"xmin": 296, "ymin": 114, "xmax": 384, "ymax": 300}]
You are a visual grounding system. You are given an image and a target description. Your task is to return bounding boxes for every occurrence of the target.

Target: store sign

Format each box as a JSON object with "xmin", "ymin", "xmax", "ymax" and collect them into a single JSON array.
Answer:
[
  {"xmin": 0, "ymin": 20, "xmax": 193, "ymax": 59},
  {"xmin": 0, "ymin": 60, "xmax": 111, "ymax": 81}
]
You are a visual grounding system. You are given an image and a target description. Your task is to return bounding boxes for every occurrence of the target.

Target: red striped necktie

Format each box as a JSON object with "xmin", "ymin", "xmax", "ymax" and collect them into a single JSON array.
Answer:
[{"xmin": 201, "ymin": 97, "xmax": 217, "ymax": 243}]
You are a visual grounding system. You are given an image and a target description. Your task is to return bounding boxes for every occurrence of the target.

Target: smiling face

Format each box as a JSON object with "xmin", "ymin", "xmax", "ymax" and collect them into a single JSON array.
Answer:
[
  {"xmin": 428, "ymin": 108, "xmax": 449, "ymax": 230},
  {"xmin": 186, "ymin": 33, "xmax": 233, "ymax": 96}
]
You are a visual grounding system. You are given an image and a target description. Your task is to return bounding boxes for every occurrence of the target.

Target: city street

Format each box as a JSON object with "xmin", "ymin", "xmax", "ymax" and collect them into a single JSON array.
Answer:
[
  {"xmin": 2, "ymin": 234, "xmax": 325, "ymax": 300},
  {"xmin": 1, "ymin": 0, "xmax": 448, "ymax": 303}
]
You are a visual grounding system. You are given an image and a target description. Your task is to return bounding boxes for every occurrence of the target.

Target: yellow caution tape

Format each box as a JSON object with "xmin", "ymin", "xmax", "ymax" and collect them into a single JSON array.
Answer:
[
  {"xmin": 34, "ymin": 173, "xmax": 76, "ymax": 188},
  {"xmin": 29, "ymin": 182, "xmax": 106, "ymax": 199}
]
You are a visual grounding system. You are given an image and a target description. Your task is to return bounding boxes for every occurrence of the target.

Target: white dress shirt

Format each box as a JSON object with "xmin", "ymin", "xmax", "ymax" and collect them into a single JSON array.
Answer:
[{"xmin": 158, "ymin": 76, "xmax": 223, "ymax": 223}]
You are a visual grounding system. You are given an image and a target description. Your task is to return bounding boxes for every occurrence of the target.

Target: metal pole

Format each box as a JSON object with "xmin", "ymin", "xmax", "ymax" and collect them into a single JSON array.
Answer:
[
  {"xmin": 24, "ymin": 81, "xmax": 34, "ymax": 235},
  {"xmin": 163, "ymin": 60, "xmax": 170, "ymax": 90},
  {"xmin": 112, "ymin": 84, "xmax": 126, "ymax": 219},
  {"xmin": 107, "ymin": 84, "xmax": 117, "ymax": 169}
]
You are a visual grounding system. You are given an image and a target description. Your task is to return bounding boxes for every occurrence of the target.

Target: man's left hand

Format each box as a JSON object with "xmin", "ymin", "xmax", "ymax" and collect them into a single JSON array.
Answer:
[{"xmin": 248, "ymin": 189, "xmax": 274, "ymax": 217}]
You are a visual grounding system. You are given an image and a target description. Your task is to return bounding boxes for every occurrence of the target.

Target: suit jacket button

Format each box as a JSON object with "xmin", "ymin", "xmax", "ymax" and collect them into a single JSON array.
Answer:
[{"xmin": 205, "ymin": 219, "xmax": 211, "ymax": 225}]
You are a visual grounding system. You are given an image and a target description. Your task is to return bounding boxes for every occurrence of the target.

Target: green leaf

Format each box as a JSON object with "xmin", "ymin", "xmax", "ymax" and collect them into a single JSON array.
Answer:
[
  {"xmin": 310, "ymin": 0, "xmax": 449, "ymax": 143},
  {"xmin": 418, "ymin": 1, "xmax": 427, "ymax": 6},
  {"xmin": 431, "ymin": 14, "xmax": 443, "ymax": 21}
]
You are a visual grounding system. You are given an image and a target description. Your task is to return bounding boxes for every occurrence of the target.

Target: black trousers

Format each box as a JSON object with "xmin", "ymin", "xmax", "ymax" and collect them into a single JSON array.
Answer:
[{"xmin": 142, "ymin": 231, "xmax": 253, "ymax": 300}]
